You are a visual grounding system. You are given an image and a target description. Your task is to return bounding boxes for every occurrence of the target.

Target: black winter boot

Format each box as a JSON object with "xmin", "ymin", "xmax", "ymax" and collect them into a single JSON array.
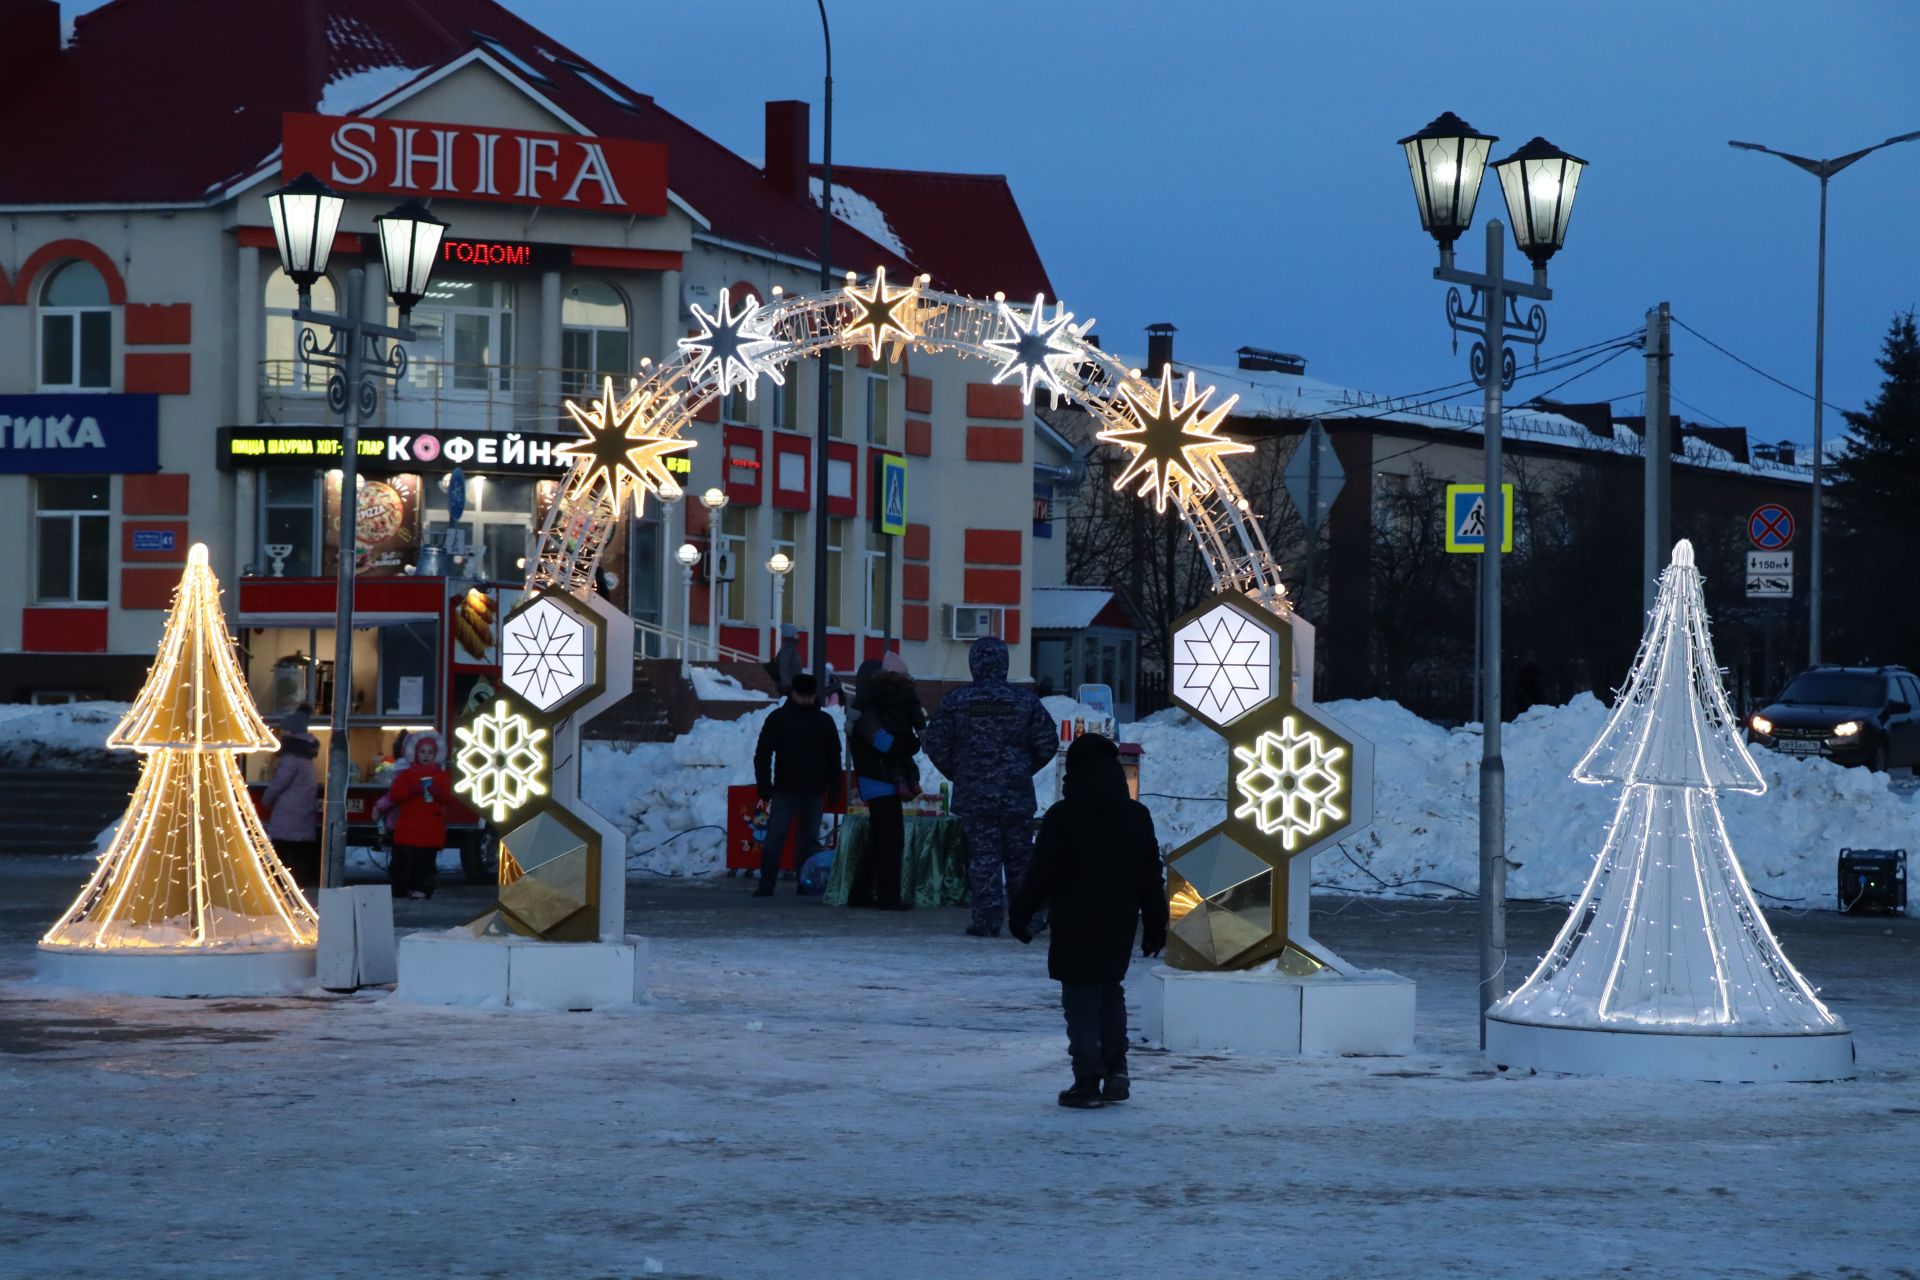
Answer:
[
  {"xmin": 1057, "ymin": 1079, "xmax": 1106, "ymax": 1109},
  {"xmin": 1101, "ymin": 1073, "xmax": 1131, "ymax": 1103}
]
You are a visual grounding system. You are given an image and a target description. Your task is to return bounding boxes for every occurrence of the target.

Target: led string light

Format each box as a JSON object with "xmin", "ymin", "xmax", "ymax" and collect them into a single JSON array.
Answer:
[{"xmin": 43, "ymin": 546, "xmax": 316, "ymax": 953}]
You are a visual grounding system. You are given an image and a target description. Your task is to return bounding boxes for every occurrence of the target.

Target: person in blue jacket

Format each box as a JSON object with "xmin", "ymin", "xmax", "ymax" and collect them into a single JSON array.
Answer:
[{"xmin": 921, "ymin": 636, "xmax": 1058, "ymax": 937}]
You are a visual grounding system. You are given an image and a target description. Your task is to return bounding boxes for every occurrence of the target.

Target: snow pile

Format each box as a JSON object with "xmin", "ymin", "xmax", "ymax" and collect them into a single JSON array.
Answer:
[
  {"xmin": 690, "ymin": 668, "xmax": 771, "ymax": 703},
  {"xmin": 585, "ymin": 693, "xmax": 1919, "ymax": 906},
  {"xmin": 317, "ymin": 64, "xmax": 422, "ymax": 115},
  {"xmin": 0, "ymin": 701, "xmax": 130, "ymax": 767}
]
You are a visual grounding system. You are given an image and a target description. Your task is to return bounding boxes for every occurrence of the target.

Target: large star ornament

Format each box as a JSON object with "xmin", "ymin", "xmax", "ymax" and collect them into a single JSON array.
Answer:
[
  {"xmin": 842, "ymin": 266, "xmax": 920, "ymax": 357},
  {"xmin": 558, "ymin": 375, "xmax": 694, "ymax": 513},
  {"xmin": 678, "ymin": 287, "xmax": 786, "ymax": 401},
  {"xmin": 1098, "ymin": 365, "xmax": 1253, "ymax": 513},
  {"xmin": 984, "ymin": 293, "xmax": 1082, "ymax": 405}
]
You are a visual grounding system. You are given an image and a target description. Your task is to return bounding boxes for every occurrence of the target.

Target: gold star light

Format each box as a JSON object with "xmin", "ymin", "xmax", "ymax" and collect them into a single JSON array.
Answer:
[
  {"xmin": 1098, "ymin": 365, "xmax": 1253, "ymax": 513},
  {"xmin": 558, "ymin": 376, "xmax": 695, "ymax": 513},
  {"xmin": 842, "ymin": 266, "xmax": 921, "ymax": 357}
]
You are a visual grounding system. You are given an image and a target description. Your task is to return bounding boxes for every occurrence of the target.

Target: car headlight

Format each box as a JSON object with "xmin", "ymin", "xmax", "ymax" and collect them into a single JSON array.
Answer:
[
  {"xmin": 1750, "ymin": 714, "xmax": 1773, "ymax": 736},
  {"xmin": 1833, "ymin": 721, "xmax": 1861, "ymax": 737}
]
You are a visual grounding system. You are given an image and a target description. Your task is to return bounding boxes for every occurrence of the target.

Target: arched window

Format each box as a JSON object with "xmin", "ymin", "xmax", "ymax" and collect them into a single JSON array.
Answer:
[
  {"xmin": 264, "ymin": 268, "xmax": 337, "ymax": 390},
  {"xmin": 560, "ymin": 278, "xmax": 629, "ymax": 401},
  {"xmin": 39, "ymin": 261, "xmax": 112, "ymax": 390}
]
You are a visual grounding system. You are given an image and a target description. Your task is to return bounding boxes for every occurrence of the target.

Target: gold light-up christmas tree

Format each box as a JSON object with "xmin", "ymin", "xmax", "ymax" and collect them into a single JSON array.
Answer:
[{"xmin": 42, "ymin": 545, "xmax": 317, "ymax": 955}]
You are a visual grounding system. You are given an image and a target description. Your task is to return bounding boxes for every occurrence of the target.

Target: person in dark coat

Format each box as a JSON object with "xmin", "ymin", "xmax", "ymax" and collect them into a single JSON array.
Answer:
[
  {"xmin": 751, "ymin": 673, "xmax": 843, "ymax": 896},
  {"xmin": 260, "ymin": 703, "xmax": 321, "ymax": 888},
  {"xmin": 1009, "ymin": 733, "xmax": 1168, "ymax": 1109},
  {"xmin": 921, "ymin": 636, "xmax": 1058, "ymax": 937},
  {"xmin": 847, "ymin": 654, "xmax": 926, "ymax": 909}
]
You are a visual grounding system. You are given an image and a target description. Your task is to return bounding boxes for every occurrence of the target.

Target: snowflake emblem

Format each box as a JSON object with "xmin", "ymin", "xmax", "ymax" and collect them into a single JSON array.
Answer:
[
  {"xmin": 1233, "ymin": 716, "xmax": 1347, "ymax": 851},
  {"xmin": 678, "ymin": 287, "xmax": 786, "ymax": 401},
  {"xmin": 1171, "ymin": 603, "xmax": 1276, "ymax": 726},
  {"xmin": 500, "ymin": 598, "xmax": 590, "ymax": 713},
  {"xmin": 454, "ymin": 700, "xmax": 550, "ymax": 824}
]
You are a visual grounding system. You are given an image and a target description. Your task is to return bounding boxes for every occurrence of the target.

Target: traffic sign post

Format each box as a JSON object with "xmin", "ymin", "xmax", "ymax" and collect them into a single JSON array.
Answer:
[
  {"xmin": 1746, "ymin": 549, "xmax": 1793, "ymax": 598},
  {"xmin": 1748, "ymin": 503, "xmax": 1795, "ymax": 551},
  {"xmin": 1284, "ymin": 420, "xmax": 1344, "ymax": 616},
  {"xmin": 1445, "ymin": 483, "xmax": 1515, "ymax": 553}
]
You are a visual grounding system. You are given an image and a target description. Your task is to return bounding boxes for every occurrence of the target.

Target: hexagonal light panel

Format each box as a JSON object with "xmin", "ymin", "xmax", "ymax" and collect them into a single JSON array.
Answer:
[
  {"xmin": 1166, "ymin": 829, "xmax": 1275, "ymax": 970},
  {"xmin": 452, "ymin": 696, "xmax": 550, "ymax": 824},
  {"xmin": 1170, "ymin": 599, "xmax": 1281, "ymax": 727},
  {"xmin": 1232, "ymin": 715, "xmax": 1348, "ymax": 851},
  {"xmin": 499, "ymin": 590, "xmax": 604, "ymax": 720}
]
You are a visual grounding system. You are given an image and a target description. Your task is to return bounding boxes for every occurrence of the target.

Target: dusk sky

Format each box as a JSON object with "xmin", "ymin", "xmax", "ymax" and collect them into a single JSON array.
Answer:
[{"xmin": 504, "ymin": 0, "xmax": 1919, "ymax": 450}]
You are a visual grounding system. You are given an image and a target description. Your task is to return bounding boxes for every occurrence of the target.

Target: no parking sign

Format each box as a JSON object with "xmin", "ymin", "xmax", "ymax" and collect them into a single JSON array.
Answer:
[{"xmin": 1748, "ymin": 504, "xmax": 1795, "ymax": 550}]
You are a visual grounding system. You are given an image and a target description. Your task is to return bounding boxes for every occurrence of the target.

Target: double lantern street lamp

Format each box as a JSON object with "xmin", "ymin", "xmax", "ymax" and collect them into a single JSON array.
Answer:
[
  {"xmin": 1397, "ymin": 113, "xmax": 1587, "ymax": 1042},
  {"xmin": 263, "ymin": 172, "xmax": 449, "ymax": 893}
]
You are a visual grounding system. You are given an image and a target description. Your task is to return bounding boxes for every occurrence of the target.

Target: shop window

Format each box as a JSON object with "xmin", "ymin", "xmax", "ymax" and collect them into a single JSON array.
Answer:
[
  {"xmin": 38, "ymin": 262, "xmax": 113, "ymax": 391},
  {"xmin": 720, "ymin": 505, "xmax": 751, "ymax": 625},
  {"xmin": 865, "ymin": 358, "xmax": 891, "ymax": 446},
  {"xmin": 773, "ymin": 512, "xmax": 799, "ymax": 625},
  {"xmin": 426, "ymin": 473, "xmax": 536, "ymax": 581},
  {"xmin": 723, "ymin": 384, "xmax": 751, "ymax": 426},
  {"xmin": 261, "ymin": 470, "xmax": 321, "ymax": 577},
  {"xmin": 825, "ymin": 516, "xmax": 846, "ymax": 630},
  {"xmin": 864, "ymin": 525, "xmax": 890, "ymax": 634},
  {"xmin": 263, "ymin": 268, "xmax": 337, "ymax": 390},
  {"xmin": 397, "ymin": 279, "xmax": 515, "ymax": 395},
  {"xmin": 561, "ymin": 278, "xmax": 630, "ymax": 402},
  {"xmin": 36, "ymin": 475, "xmax": 109, "ymax": 603}
]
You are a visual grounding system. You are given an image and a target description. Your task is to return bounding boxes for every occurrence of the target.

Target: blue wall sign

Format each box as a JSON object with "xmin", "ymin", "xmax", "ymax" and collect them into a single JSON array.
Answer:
[
  {"xmin": 0, "ymin": 394, "xmax": 160, "ymax": 474},
  {"xmin": 132, "ymin": 529, "xmax": 177, "ymax": 553}
]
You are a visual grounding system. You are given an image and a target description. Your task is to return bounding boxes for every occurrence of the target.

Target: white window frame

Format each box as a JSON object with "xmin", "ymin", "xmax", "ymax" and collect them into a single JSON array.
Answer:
[
  {"xmin": 258, "ymin": 471, "xmax": 323, "ymax": 578},
  {"xmin": 37, "ymin": 263, "xmax": 114, "ymax": 392},
  {"xmin": 35, "ymin": 477, "xmax": 111, "ymax": 604}
]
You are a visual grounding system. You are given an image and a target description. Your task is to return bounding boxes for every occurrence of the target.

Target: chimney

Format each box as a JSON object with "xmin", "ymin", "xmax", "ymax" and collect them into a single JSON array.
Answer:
[
  {"xmin": 1145, "ymin": 322, "xmax": 1177, "ymax": 374},
  {"xmin": 764, "ymin": 100, "xmax": 810, "ymax": 203},
  {"xmin": 0, "ymin": 0, "xmax": 61, "ymax": 96}
]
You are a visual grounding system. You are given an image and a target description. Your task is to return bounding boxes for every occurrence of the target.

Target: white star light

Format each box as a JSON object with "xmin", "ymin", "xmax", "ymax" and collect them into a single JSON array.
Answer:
[
  {"xmin": 500, "ymin": 598, "xmax": 590, "ymax": 713},
  {"xmin": 984, "ymin": 292, "xmax": 1082, "ymax": 405},
  {"xmin": 678, "ymin": 288, "xmax": 786, "ymax": 401},
  {"xmin": 454, "ymin": 700, "xmax": 549, "ymax": 824},
  {"xmin": 1171, "ymin": 604, "xmax": 1276, "ymax": 726},
  {"xmin": 1233, "ymin": 717, "xmax": 1347, "ymax": 851}
]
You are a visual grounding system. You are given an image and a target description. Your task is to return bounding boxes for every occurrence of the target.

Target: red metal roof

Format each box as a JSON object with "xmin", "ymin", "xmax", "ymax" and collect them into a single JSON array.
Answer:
[
  {"xmin": 0, "ymin": 0, "xmax": 917, "ymax": 275},
  {"xmin": 821, "ymin": 165, "xmax": 1055, "ymax": 301}
]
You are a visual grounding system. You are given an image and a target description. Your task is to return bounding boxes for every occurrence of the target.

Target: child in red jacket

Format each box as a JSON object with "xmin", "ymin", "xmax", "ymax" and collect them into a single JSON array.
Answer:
[{"xmin": 376, "ymin": 731, "xmax": 450, "ymax": 900}]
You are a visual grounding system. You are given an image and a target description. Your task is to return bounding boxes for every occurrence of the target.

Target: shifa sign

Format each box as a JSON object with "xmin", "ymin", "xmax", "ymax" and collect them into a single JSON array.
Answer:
[{"xmin": 0, "ymin": 394, "xmax": 160, "ymax": 474}]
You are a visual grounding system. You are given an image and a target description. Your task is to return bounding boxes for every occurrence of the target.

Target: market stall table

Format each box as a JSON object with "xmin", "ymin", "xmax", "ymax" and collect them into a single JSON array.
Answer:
[{"xmin": 825, "ymin": 812, "xmax": 969, "ymax": 908}]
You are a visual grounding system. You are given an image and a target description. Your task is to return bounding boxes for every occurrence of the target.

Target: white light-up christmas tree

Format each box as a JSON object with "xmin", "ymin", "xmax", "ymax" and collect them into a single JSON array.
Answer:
[
  {"xmin": 40, "ymin": 546, "xmax": 317, "ymax": 995},
  {"xmin": 1486, "ymin": 540, "xmax": 1853, "ymax": 1081}
]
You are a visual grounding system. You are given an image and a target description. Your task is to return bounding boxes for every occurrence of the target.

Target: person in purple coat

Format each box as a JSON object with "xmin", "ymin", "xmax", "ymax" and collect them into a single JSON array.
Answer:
[{"xmin": 260, "ymin": 704, "xmax": 321, "ymax": 888}]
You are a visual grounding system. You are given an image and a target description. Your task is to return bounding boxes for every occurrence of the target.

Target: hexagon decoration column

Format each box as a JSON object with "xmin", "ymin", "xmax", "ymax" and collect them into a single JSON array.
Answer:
[
  {"xmin": 451, "ymin": 586, "xmax": 633, "ymax": 944},
  {"xmin": 1163, "ymin": 592, "xmax": 1374, "ymax": 974}
]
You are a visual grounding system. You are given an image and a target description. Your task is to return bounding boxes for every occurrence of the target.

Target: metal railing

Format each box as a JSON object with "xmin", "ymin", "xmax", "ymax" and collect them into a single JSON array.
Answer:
[{"xmin": 631, "ymin": 615, "xmax": 763, "ymax": 665}]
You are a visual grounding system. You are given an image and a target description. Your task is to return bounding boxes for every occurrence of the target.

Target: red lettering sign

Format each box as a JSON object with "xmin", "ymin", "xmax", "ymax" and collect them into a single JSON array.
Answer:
[{"xmin": 281, "ymin": 113, "xmax": 668, "ymax": 216}]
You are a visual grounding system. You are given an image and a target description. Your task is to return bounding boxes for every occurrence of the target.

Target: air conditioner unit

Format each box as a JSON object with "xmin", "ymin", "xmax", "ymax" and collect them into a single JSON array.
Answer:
[
  {"xmin": 712, "ymin": 550, "xmax": 737, "ymax": 583},
  {"xmin": 946, "ymin": 604, "xmax": 1005, "ymax": 641}
]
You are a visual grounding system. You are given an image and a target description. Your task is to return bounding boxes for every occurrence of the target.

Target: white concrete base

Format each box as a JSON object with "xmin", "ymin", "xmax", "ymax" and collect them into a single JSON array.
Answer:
[
  {"xmin": 316, "ymin": 886, "xmax": 397, "ymax": 991},
  {"xmin": 1486, "ymin": 1015, "xmax": 1856, "ymax": 1082},
  {"xmin": 1137, "ymin": 964, "xmax": 1416, "ymax": 1057},
  {"xmin": 393, "ymin": 931, "xmax": 647, "ymax": 1011},
  {"xmin": 36, "ymin": 945, "xmax": 316, "ymax": 998}
]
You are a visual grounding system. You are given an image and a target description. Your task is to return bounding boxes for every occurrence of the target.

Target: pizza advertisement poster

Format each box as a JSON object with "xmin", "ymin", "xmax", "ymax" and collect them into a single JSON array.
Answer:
[{"xmin": 324, "ymin": 473, "xmax": 423, "ymax": 576}]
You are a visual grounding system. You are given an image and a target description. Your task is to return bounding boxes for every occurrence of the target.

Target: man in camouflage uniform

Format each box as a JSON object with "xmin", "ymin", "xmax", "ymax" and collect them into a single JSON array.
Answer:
[{"xmin": 922, "ymin": 636, "xmax": 1059, "ymax": 937}]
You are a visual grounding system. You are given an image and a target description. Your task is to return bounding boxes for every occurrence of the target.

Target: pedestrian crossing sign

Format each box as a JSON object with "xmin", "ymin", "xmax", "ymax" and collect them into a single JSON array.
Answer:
[
  {"xmin": 1444, "ymin": 483, "xmax": 1514, "ymax": 553},
  {"xmin": 877, "ymin": 453, "xmax": 908, "ymax": 536}
]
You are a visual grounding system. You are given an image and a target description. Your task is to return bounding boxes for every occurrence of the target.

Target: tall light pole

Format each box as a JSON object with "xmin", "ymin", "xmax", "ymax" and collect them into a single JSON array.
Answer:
[
  {"xmin": 810, "ymin": 0, "xmax": 834, "ymax": 686},
  {"xmin": 1398, "ymin": 115, "xmax": 1587, "ymax": 1042},
  {"xmin": 677, "ymin": 542, "xmax": 702, "ymax": 676},
  {"xmin": 700, "ymin": 486, "xmax": 730, "ymax": 661},
  {"xmin": 768, "ymin": 551, "xmax": 794, "ymax": 661},
  {"xmin": 1728, "ymin": 129, "xmax": 1920, "ymax": 665},
  {"xmin": 264, "ymin": 173, "xmax": 447, "ymax": 893}
]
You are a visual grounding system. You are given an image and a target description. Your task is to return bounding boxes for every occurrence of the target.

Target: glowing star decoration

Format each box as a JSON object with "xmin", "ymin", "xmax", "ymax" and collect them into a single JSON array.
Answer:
[
  {"xmin": 500, "ymin": 597, "xmax": 591, "ymax": 713},
  {"xmin": 842, "ymin": 266, "xmax": 921, "ymax": 357},
  {"xmin": 678, "ymin": 287, "xmax": 786, "ymax": 401},
  {"xmin": 1232, "ymin": 717, "xmax": 1347, "ymax": 851},
  {"xmin": 984, "ymin": 293, "xmax": 1080, "ymax": 405},
  {"xmin": 453, "ymin": 700, "xmax": 550, "ymax": 824},
  {"xmin": 558, "ymin": 376, "xmax": 694, "ymax": 513},
  {"xmin": 1099, "ymin": 366, "xmax": 1253, "ymax": 513},
  {"xmin": 1171, "ymin": 602, "xmax": 1277, "ymax": 726}
]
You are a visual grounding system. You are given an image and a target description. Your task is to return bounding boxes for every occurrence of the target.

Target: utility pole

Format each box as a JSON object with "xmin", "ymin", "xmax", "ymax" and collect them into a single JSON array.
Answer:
[
  {"xmin": 810, "ymin": 0, "xmax": 834, "ymax": 684},
  {"xmin": 1642, "ymin": 301, "xmax": 1672, "ymax": 614}
]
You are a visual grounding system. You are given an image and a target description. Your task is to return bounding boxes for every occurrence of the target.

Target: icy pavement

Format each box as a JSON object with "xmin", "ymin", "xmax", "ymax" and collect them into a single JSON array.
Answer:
[{"xmin": 1, "ymin": 861, "xmax": 1916, "ymax": 1280}]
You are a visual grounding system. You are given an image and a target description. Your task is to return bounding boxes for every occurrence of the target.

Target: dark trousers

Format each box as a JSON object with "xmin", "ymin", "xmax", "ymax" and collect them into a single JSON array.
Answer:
[
  {"xmin": 1061, "ymin": 982, "xmax": 1128, "ymax": 1083},
  {"xmin": 851, "ymin": 793, "xmax": 905, "ymax": 907},
  {"xmin": 390, "ymin": 843, "xmax": 438, "ymax": 898},
  {"xmin": 273, "ymin": 838, "xmax": 320, "ymax": 889},
  {"xmin": 761, "ymin": 790, "xmax": 824, "ymax": 885},
  {"xmin": 959, "ymin": 815, "xmax": 1034, "ymax": 932}
]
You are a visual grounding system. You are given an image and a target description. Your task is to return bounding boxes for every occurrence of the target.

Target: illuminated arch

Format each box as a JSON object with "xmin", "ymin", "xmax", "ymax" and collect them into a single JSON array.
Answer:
[{"xmin": 528, "ymin": 271, "xmax": 1290, "ymax": 622}]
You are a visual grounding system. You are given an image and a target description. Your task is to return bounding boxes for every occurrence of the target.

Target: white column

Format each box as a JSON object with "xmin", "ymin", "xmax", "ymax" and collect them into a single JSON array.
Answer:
[{"xmin": 235, "ymin": 246, "xmax": 260, "ymax": 424}]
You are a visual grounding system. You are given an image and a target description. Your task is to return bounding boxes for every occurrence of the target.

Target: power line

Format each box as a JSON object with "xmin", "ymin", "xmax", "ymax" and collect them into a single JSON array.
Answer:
[
  {"xmin": 1669, "ymin": 314, "xmax": 1850, "ymax": 414},
  {"xmin": 1519, "ymin": 340, "xmax": 1635, "ymax": 404}
]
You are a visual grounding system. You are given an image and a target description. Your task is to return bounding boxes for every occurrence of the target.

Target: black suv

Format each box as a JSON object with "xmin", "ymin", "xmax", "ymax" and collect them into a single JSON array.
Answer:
[{"xmin": 1748, "ymin": 665, "xmax": 1920, "ymax": 772}]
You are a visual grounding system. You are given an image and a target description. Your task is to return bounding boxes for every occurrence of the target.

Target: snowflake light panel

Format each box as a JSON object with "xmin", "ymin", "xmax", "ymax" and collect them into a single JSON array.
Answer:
[
  {"xmin": 1171, "ymin": 601, "xmax": 1279, "ymax": 727},
  {"xmin": 500, "ymin": 596, "xmax": 592, "ymax": 714},
  {"xmin": 454, "ymin": 699, "xmax": 550, "ymax": 824}
]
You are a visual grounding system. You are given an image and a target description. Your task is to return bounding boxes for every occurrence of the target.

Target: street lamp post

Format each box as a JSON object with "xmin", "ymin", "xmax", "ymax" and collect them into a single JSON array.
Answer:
[
  {"xmin": 1728, "ymin": 130, "xmax": 1920, "ymax": 665},
  {"xmin": 264, "ymin": 173, "xmax": 447, "ymax": 893},
  {"xmin": 1398, "ymin": 115, "xmax": 1586, "ymax": 1042},
  {"xmin": 677, "ymin": 542, "xmax": 702, "ymax": 676},
  {"xmin": 701, "ymin": 486, "xmax": 730, "ymax": 662},
  {"xmin": 810, "ymin": 0, "xmax": 834, "ymax": 686},
  {"xmin": 767, "ymin": 551, "xmax": 794, "ymax": 661}
]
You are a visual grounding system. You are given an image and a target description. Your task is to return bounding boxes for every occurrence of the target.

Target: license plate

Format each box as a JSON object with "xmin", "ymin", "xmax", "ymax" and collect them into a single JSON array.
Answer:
[{"xmin": 1778, "ymin": 740, "xmax": 1822, "ymax": 755}]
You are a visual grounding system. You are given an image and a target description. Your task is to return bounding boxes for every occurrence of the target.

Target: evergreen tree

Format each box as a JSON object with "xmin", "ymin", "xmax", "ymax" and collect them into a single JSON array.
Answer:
[{"xmin": 1829, "ymin": 311, "xmax": 1920, "ymax": 662}]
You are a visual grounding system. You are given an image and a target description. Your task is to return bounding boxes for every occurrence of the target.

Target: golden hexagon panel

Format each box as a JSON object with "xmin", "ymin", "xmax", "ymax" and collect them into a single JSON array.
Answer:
[{"xmin": 492, "ymin": 804, "xmax": 602, "ymax": 942}]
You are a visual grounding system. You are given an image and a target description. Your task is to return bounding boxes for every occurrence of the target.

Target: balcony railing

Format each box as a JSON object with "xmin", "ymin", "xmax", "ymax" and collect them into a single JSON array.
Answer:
[{"xmin": 259, "ymin": 359, "xmax": 619, "ymax": 432}]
